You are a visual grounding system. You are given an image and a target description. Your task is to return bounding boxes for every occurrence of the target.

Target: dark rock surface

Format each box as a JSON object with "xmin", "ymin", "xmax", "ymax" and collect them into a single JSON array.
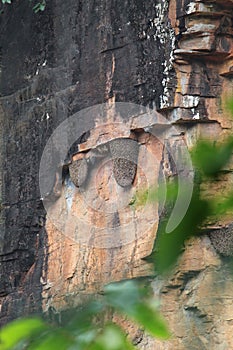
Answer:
[{"xmin": 0, "ymin": 0, "xmax": 171, "ymax": 324}]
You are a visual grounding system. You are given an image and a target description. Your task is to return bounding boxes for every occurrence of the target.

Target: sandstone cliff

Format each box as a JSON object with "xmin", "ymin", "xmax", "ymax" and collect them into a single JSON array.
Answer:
[{"xmin": 0, "ymin": 0, "xmax": 233, "ymax": 349}]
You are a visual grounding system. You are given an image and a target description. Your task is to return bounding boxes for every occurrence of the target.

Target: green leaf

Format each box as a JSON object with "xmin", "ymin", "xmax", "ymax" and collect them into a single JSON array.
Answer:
[
  {"xmin": 225, "ymin": 98, "xmax": 233, "ymax": 115},
  {"xmin": 65, "ymin": 301, "xmax": 104, "ymax": 334},
  {"xmin": 208, "ymin": 191, "xmax": 233, "ymax": 218},
  {"xmin": 0, "ymin": 318, "xmax": 47, "ymax": 350},
  {"xmin": 145, "ymin": 182, "xmax": 210, "ymax": 274},
  {"xmin": 192, "ymin": 139, "xmax": 233, "ymax": 177},
  {"xmin": 132, "ymin": 301, "xmax": 170, "ymax": 339},
  {"xmin": 88, "ymin": 324, "xmax": 135, "ymax": 350},
  {"xmin": 104, "ymin": 280, "xmax": 170, "ymax": 339},
  {"xmin": 27, "ymin": 329, "xmax": 75, "ymax": 350},
  {"xmin": 104, "ymin": 280, "xmax": 147, "ymax": 313},
  {"xmin": 33, "ymin": 1, "xmax": 46, "ymax": 13},
  {"xmin": 73, "ymin": 329, "xmax": 98, "ymax": 349}
]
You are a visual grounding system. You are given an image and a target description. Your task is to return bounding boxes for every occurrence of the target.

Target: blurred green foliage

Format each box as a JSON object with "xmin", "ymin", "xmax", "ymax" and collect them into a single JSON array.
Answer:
[
  {"xmin": 192, "ymin": 137, "xmax": 233, "ymax": 177},
  {"xmin": 0, "ymin": 281, "xmax": 170, "ymax": 349},
  {"xmin": 146, "ymin": 140, "xmax": 233, "ymax": 274},
  {"xmin": 145, "ymin": 182, "xmax": 210, "ymax": 274}
]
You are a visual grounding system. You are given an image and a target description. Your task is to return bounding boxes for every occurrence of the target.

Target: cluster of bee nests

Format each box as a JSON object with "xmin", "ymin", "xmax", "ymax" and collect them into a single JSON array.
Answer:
[
  {"xmin": 68, "ymin": 137, "xmax": 139, "ymax": 188},
  {"xmin": 68, "ymin": 134, "xmax": 233, "ymax": 257}
]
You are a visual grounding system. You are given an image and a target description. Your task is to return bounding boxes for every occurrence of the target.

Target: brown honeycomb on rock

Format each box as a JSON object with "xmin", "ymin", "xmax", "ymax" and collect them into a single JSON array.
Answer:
[
  {"xmin": 109, "ymin": 138, "xmax": 139, "ymax": 187},
  {"xmin": 209, "ymin": 224, "xmax": 233, "ymax": 256},
  {"xmin": 69, "ymin": 158, "xmax": 88, "ymax": 187}
]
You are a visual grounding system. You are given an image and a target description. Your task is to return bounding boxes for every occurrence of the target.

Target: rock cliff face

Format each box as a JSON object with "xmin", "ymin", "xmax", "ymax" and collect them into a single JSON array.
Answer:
[{"xmin": 0, "ymin": 0, "xmax": 233, "ymax": 348}]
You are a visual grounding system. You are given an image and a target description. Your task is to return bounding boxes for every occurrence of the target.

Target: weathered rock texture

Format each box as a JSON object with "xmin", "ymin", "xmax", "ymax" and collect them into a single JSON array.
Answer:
[{"xmin": 0, "ymin": 0, "xmax": 233, "ymax": 348}]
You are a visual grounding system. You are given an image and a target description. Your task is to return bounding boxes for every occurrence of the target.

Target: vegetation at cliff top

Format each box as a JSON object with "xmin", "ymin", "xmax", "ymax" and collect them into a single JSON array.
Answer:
[{"xmin": 1, "ymin": 0, "xmax": 46, "ymax": 13}]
